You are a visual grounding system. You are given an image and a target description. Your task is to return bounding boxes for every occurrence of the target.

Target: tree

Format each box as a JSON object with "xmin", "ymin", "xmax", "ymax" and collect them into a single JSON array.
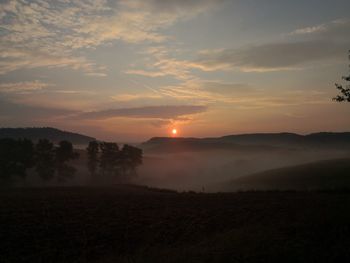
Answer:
[
  {"xmin": 119, "ymin": 144, "xmax": 143, "ymax": 178},
  {"xmin": 99, "ymin": 142, "xmax": 120, "ymax": 178},
  {"xmin": 92, "ymin": 141, "xmax": 143, "ymax": 184},
  {"xmin": 55, "ymin": 140, "xmax": 79, "ymax": 182},
  {"xmin": 15, "ymin": 139, "xmax": 35, "ymax": 179},
  {"xmin": 333, "ymin": 50, "xmax": 350, "ymax": 102},
  {"xmin": 0, "ymin": 138, "xmax": 34, "ymax": 186},
  {"xmin": 35, "ymin": 139, "xmax": 56, "ymax": 182},
  {"xmin": 87, "ymin": 141, "xmax": 99, "ymax": 179}
]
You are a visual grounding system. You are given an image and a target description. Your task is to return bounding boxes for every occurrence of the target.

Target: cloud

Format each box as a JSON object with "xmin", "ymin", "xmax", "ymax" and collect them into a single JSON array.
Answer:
[
  {"xmin": 191, "ymin": 41, "xmax": 346, "ymax": 72},
  {"xmin": 0, "ymin": 98, "xmax": 76, "ymax": 123},
  {"xmin": 125, "ymin": 18, "xmax": 350, "ymax": 79},
  {"xmin": 0, "ymin": 47, "xmax": 105, "ymax": 76},
  {"xmin": 288, "ymin": 18, "xmax": 350, "ymax": 39},
  {"xmin": 189, "ymin": 18, "xmax": 350, "ymax": 72},
  {"xmin": 124, "ymin": 69, "xmax": 170, "ymax": 78},
  {"xmin": 156, "ymin": 79, "xmax": 331, "ymax": 109},
  {"xmin": 0, "ymin": 0, "xmax": 110, "ymax": 75},
  {"xmin": 150, "ymin": 119, "xmax": 172, "ymax": 128},
  {"xmin": 125, "ymin": 61, "xmax": 194, "ymax": 79},
  {"xmin": 156, "ymin": 79, "xmax": 262, "ymax": 104},
  {"xmin": 289, "ymin": 24, "xmax": 327, "ymax": 35},
  {"xmin": 75, "ymin": 105, "xmax": 208, "ymax": 120},
  {"xmin": 123, "ymin": 0, "xmax": 221, "ymax": 14},
  {"xmin": 0, "ymin": 0, "xmax": 220, "ymax": 75},
  {"xmin": 125, "ymin": 46, "xmax": 198, "ymax": 80},
  {"xmin": 0, "ymin": 86, "xmax": 100, "ymax": 112},
  {"xmin": 124, "ymin": 18, "xmax": 350, "ymax": 80},
  {"xmin": 198, "ymin": 81, "xmax": 254, "ymax": 94},
  {"xmin": 0, "ymin": 80, "xmax": 51, "ymax": 93},
  {"xmin": 111, "ymin": 93, "xmax": 162, "ymax": 102}
]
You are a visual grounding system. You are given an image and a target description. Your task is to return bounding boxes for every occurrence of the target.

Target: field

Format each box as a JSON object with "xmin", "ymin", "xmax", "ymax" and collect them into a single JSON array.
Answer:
[{"xmin": 1, "ymin": 186, "xmax": 350, "ymax": 262}]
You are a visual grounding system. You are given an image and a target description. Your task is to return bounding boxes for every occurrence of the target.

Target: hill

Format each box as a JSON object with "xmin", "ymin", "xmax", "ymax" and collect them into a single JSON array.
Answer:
[
  {"xmin": 224, "ymin": 158, "xmax": 350, "ymax": 191},
  {"xmin": 0, "ymin": 127, "xmax": 95, "ymax": 144},
  {"xmin": 142, "ymin": 137, "xmax": 279, "ymax": 153},
  {"xmin": 222, "ymin": 132, "xmax": 350, "ymax": 148},
  {"xmin": 142, "ymin": 132, "xmax": 350, "ymax": 152}
]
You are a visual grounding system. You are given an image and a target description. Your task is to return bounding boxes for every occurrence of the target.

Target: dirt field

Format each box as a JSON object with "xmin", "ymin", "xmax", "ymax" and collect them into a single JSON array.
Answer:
[{"xmin": 1, "ymin": 186, "xmax": 350, "ymax": 262}]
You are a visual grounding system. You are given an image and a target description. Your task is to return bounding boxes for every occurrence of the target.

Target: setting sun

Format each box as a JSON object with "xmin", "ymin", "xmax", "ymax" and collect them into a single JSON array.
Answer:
[{"xmin": 172, "ymin": 129, "xmax": 177, "ymax": 135}]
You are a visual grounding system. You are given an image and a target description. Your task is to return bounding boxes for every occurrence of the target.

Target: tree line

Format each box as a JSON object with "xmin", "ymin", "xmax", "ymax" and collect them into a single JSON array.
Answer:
[
  {"xmin": 0, "ymin": 139, "xmax": 78, "ymax": 185},
  {"xmin": 0, "ymin": 138, "xmax": 142, "ymax": 186},
  {"xmin": 87, "ymin": 141, "xmax": 142, "ymax": 183}
]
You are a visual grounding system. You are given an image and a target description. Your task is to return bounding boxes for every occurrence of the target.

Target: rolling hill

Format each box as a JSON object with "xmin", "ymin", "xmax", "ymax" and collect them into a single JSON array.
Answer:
[
  {"xmin": 142, "ymin": 132, "xmax": 350, "ymax": 152},
  {"xmin": 0, "ymin": 127, "xmax": 95, "ymax": 144},
  {"xmin": 224, "ymin": 158, "xmax": 350, "ymax": 191}
]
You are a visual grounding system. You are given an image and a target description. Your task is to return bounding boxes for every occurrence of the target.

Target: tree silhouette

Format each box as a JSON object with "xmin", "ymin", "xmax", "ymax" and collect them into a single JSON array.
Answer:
[
  {"xmin": 333, "ymin": 50, "xmax": 350, "ymax": 102},
  {"xmin": 17, "ymin": 139, "xmax": 35, "ymax": 178},
  {"xmin": 0, "ymin": 138, "xmax": 34, "ymax": 185},
  {"xmin": 99, "ymin": 142, "xmax": 120, "ymax": 178},
  {"xmin": 55, "ymin": 140, "xmax": 79, "ymax": 182},
  {"xmin": 119, "ymin": 144, "xmax": 143, "ymax": 178},
  {"xmin": 87, "ymin": 141, "xmax": 99, "ymax": 180},
  {"xmin": 85, "ymin": 141, "xmax": 143, "ymax": 183},
  {"xmin": 35, "ymin": 139, "xmax": 56, "ymax": 182}
]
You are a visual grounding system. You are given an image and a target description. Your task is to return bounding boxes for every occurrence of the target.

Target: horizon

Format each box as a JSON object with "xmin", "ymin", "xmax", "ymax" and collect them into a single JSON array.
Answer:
[
  {"xmin": 1, "ymin": 0, "xmax": 350, "ymax": 141},
  {"xmin": 3, "ymin": 126, "xmax": 350, "ymax": 144}
]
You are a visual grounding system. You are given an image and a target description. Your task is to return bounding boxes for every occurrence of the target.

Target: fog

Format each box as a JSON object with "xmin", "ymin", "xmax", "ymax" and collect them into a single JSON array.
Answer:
[
  {"xmin": 19, "ymin": 143, "xmax": 350, "ymax": 192},
  {"xmin": 135, "ymin": 148, "xmax": 350, "ymax": 191}
]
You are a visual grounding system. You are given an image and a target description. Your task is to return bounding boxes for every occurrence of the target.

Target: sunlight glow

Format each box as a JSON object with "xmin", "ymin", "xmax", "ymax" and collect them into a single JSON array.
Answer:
[{"xmin": 172, "ymin": 128, "xmax": 177, "ymax": 135}]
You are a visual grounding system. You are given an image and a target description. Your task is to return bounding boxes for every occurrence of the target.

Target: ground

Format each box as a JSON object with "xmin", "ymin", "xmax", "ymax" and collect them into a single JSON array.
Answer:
[{"xmin": 1, "ymin": 186, "xmax": 350, "ymax": 262}]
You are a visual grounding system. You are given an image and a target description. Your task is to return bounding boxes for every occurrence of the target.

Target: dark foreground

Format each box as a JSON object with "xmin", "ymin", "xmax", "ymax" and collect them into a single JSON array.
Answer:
[{"xmin": 1, "ymin": 186, "xmax": 350, "ymax": 263}]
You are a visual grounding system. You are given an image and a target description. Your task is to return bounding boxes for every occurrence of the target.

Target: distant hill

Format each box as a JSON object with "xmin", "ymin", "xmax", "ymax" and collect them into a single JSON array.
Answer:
[
  {"xmin": 141, "ymin": 137, "xmax": 278, "ymax": 153},
  {"xmin": 221, "ymin": 132, "xmax": 350, "ymax": 147},
  {"xmin": 0, "ymin": 127, "xmax": 95, "ymax": 144},
  {"xmin": 142, "ymin": 132, "xmax": 350, "ymax": 152},
  {"xmin": 223, "ymin": 158, "xmax": 350, "ymax": 191}
]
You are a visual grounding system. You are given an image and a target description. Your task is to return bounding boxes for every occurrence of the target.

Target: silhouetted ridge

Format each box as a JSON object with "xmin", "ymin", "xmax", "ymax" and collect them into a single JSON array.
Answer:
[
  {"xmin": 0, "ymin": 127, "xmax": 95, "ymax": 144},
  {"xmin": 220, "ymin": 133, "xmax": 304, "ymax": 145},
  {"xmin": 142, "ymin": 136, "xmax": 278, "ymax": 153},
  {"xmin": 220, "ymin": 132, "xmax": 350, "ymax": 145},
  {"xmin": 143, "ymin": 132, "xmax": 350, "ymax": 152}
]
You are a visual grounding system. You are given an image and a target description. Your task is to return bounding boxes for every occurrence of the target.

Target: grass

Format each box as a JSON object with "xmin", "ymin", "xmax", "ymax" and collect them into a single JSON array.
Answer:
[{"xmin": 1, "ymin": 186, "xmax": 350, "ymax": 262}]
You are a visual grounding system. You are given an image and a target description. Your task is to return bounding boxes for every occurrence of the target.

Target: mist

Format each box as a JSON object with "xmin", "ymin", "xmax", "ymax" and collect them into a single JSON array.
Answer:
[
  {"xmin": 136, "ymin": 147, "xmax": 350, "ymax": 191},
  {"xmin": 18, "ymin": 143, "xmax": 348, "ymax": 192}
]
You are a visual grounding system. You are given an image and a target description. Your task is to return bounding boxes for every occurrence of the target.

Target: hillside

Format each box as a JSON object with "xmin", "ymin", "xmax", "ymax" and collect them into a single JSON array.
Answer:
[
  {"xmin": 0, "ymin": 127, "xmax": 95, "ymax": 144},
  {"xmin": 142, "ymin": 132, "xmax": 350, "ymax": 152},
  {"xmin": 224, "ymin": 158, "xmax": 350, "ymax": 191}
]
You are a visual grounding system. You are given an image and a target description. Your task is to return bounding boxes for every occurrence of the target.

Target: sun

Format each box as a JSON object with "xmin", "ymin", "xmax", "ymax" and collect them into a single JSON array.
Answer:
[{"xmin": 172, "ymin": 128, "xmax": 177, "ymax": 136}]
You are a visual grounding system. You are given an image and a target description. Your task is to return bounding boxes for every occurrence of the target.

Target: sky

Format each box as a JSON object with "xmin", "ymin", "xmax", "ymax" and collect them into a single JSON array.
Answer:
[{"xmin": 0, "ymin": 0, "xmax": 350, "ymax": 142}]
